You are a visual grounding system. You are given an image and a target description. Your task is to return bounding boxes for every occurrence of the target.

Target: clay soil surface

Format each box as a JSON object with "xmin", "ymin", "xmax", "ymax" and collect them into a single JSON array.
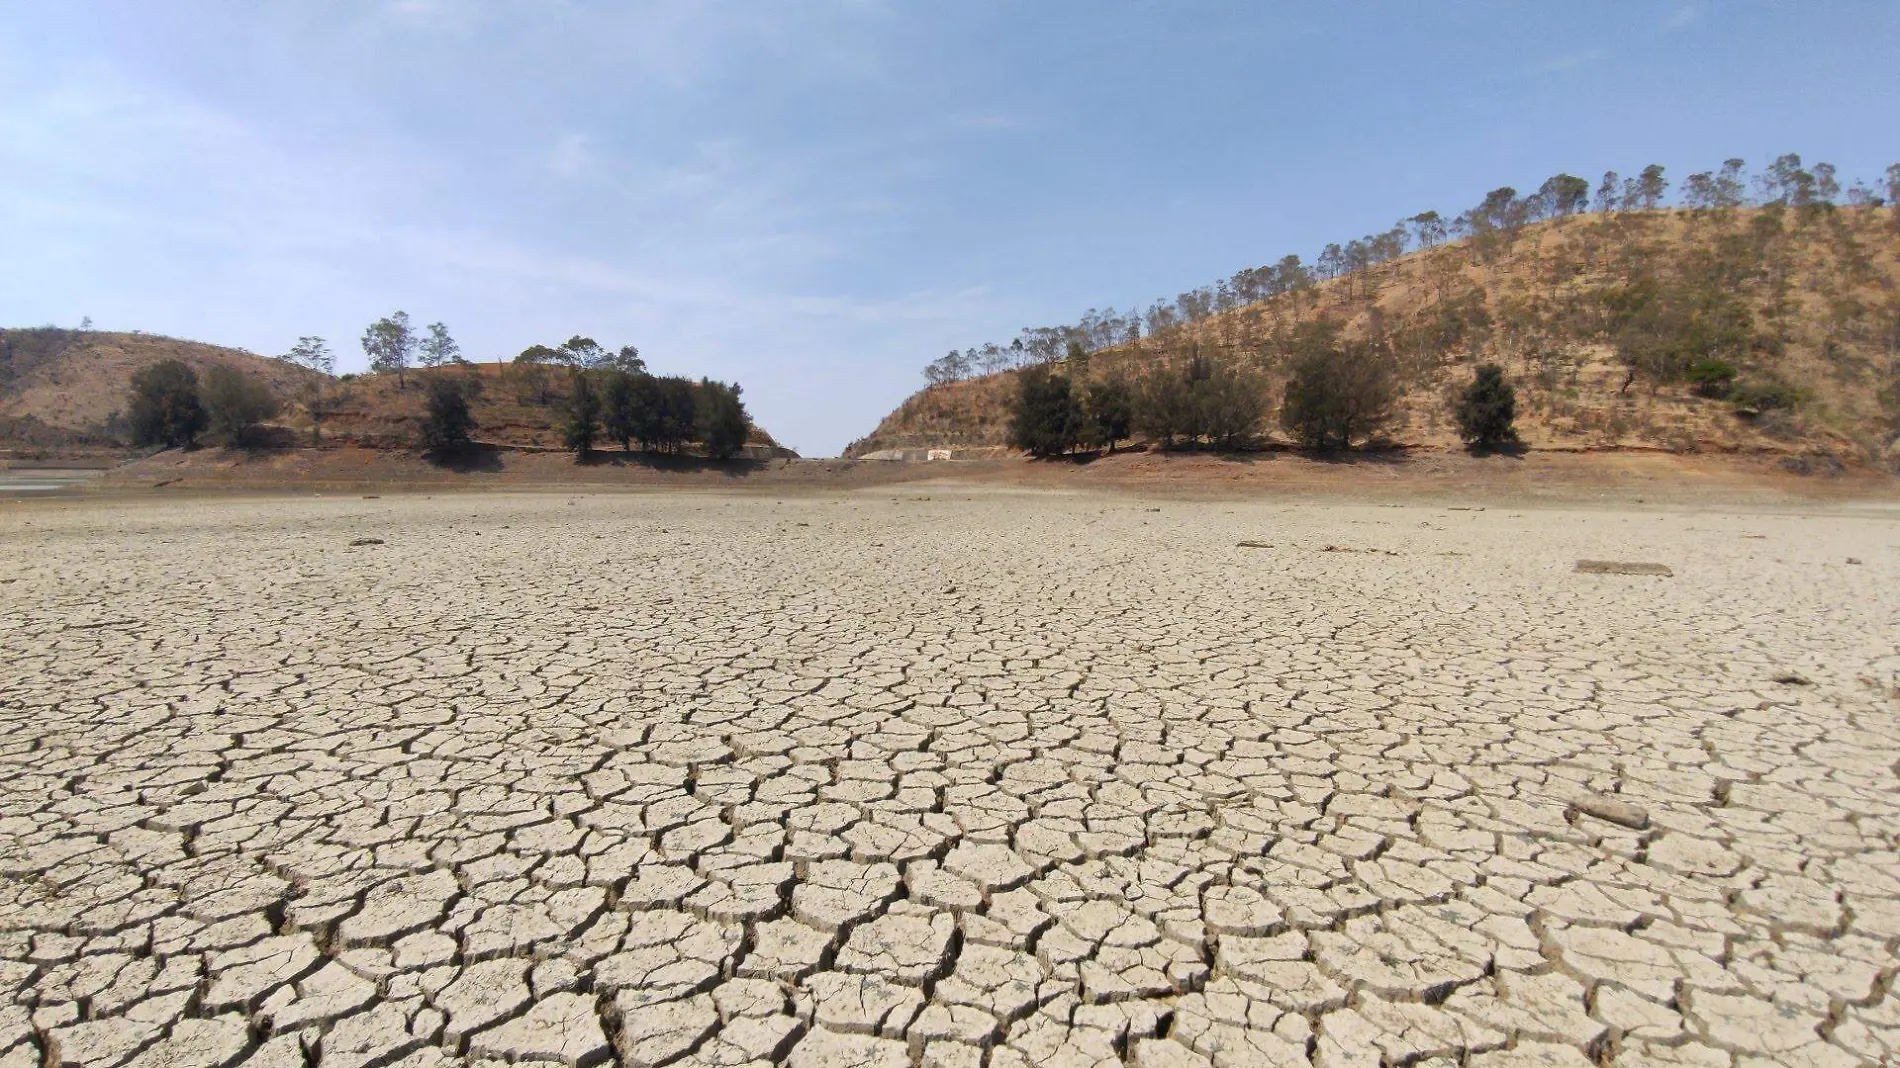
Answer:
[
  {"xmin": 4, "ymin": 488, "xmax": 1899, "ymax": 1067},
  {"xmin": 66, "ymin": 443, "xmax": 1900, "ymax": 509}
]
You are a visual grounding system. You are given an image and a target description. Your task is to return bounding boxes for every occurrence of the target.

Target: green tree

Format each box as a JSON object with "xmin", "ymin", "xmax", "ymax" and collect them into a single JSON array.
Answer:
[
  {"xmin": 695, "ymin": 379, "xmax": 750, "ymax": 459},
  {"xmin": 420, "ymin": 374, "xmax": 479, "ymax": 453},
  {"xmin": 513, "ymin": 345, "xmax": 561, "ymax": 405},
  {"xmin": 564, "ymin": 370, "xmax": 601, "ymax": 456},
  {"xmin": 419, "ymin": 322, "xmax": 460, "ymax": 367},
  {"xmin": 1009, "ymin": 365, "xmax": 1081, "ymax": 457},
  {"xmin": 1454, "ymin": 364, "xmax": 1518, "ymax": 451},
  {"xmin": 1278, "ymin": 323, "xmax": 1397, "ymax": 450},
  {"xmin": 128, "ymin": 360, "xmax": 207, "ymax": 447},
  {"xmin": 1082, "ymin": 375, "xmax": 1134, "ymax": 451},
  {"xmin": 201, "ymin": 364, "xmax": 282, "ymax": 445},
  {"xmin": 362, "ymin": 312, "xmax": 416, "ymax": 389},
  {"xmin": 603, "ymin": 369, "xmax": 642, "ymax": 451},
  {"xmin": 654, "ymin": 376, "xmax": 697, "ymax": 452}
]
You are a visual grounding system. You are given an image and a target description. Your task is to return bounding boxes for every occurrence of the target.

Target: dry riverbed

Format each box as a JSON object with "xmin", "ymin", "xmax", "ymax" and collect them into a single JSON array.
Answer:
[{"xmin": 3, "ymin": 490, "xmax": 1898, "ymax": 1068}]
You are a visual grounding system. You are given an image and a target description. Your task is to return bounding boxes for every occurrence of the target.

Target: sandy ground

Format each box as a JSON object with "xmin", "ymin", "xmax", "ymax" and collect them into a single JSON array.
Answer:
[{"xmin": 3, "ymin": 490, "xmax": 1899, "ymax": 1068}]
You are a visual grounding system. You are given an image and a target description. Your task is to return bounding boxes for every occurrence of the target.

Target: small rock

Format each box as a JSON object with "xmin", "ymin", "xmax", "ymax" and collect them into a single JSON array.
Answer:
[
  {"xmin": 1846, "ymin": 557, "xmax": 1862, "ymax": 564},
  {"xmin": 1771, "ymin": 673, "xmax": 1813, "ymax": 686},
  {"xmin": 1236, "ymin": 541, "xmax": 1273, "ymax": 549},
  {"xmin": 349, "ymin": 538, "xmax": 385, "ymax": 547},
  {"xmin": 1568, "ymin": 792, "xmax": 1649, "ymax": 830}
]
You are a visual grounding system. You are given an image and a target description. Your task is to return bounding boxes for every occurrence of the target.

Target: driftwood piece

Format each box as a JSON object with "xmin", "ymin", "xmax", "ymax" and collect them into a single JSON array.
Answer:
[{"xmin": 1575, "ymin": 560, "xmax": 1672, "ymax": 576}]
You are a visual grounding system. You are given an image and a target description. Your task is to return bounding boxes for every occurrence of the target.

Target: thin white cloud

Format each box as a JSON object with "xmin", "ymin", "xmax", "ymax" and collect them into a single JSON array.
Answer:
[
  {"xmin": 1665, "ymin": 5, "xmax": 1699, "ymax": 29},
  {"xmin": 549, "ymin": 133, "xmax": 591, "ymax": 177},
  {"xmin": 1538, "ymin": 49, "xmax": 1604, "ymax": 74}
]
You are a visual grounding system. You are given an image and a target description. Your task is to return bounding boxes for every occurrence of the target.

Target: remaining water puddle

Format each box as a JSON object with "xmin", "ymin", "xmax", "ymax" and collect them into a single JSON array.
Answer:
[{"xmin": 0, "ymin": 468, "xmax": 107, "ymax": 495}]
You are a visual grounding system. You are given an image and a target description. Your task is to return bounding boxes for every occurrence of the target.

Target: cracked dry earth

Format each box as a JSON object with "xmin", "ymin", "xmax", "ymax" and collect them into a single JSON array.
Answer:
[{"xmin": 3, "ymin": 492, "xmax": 1899, "ymax": 1068}]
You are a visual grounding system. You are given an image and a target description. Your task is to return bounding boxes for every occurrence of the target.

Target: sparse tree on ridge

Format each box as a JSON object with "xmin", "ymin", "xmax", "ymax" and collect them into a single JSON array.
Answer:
[
  {"xmin": 128, "ymin": 360, "xmax": 207, "ymax": 448},
  {"xmin": 362, "ymin": 312, "xmax": 416, "ymax": 389},
  {"xmin": 419, "ymin": 322, "xmax": 461, "ymax": 368},
  {"xmin": 1595, "ymin": 171, "xmax": 1622, "ymax": 213},
  {"xmin": 281, "ymin": 336, "xmax": 334, "ymax": 376}
]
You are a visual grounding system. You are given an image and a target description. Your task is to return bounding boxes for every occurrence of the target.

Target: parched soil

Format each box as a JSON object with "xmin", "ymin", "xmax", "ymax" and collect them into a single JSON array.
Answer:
[
  {"xmin": 3, "ymin": 490, "xmax": 1898, "ymax": 1067},
  {"xmin": 67, "ymin": 442, "xmax": 1900, "ymax": 508}
]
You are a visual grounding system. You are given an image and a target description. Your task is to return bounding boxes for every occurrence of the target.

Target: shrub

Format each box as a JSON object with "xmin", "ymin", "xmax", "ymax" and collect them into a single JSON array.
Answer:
[
  {"xmin": 1010, "ymin": 365, "xmax": 1081, "ymax": 457},
  {"xmin": 201, "ymin": 364, "xmax": 281, "ymax": 445},
  {"xmin": 1686, "ymin": 359, "xmax": 1738, "ymax": 397},
  {"xmin": 128, "ymin": 360, "xmax": 207, "ymax": 447},
  {"xmin": 1730, "ymin": 379, "xmax": 1799, "ymax": 412},
  {"xmin": 420, "ymin": 375, "xmax": 479, "ymax": 453},
  {"xmin": 1454, "ymin": 363, "xmax": 1519, "ymax": 450}
]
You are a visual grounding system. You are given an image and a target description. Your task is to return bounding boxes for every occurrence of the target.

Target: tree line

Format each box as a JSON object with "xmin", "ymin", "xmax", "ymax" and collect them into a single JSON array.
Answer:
[
  {"xmin": 927, "ymin": 153, "xmax": 1900, "ymax": 386},
  {"xmin": 1009, "ymin": 326, "xmax": 1520, "ymax": 456},
  {"xmin": 126, "ymin": 315, "xmax": 754, "ymax": 461}
]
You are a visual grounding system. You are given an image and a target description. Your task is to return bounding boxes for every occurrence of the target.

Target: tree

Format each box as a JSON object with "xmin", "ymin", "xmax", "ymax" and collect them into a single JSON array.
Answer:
[
  {"xmin": 564, "ymin": 370, "xmax": 601, "ymax": 456},
  {"xmin": 606, "ymin": 345, "xmax": 645, "ymax": 374},
  {"xmin": 695, "ymin": 379, "xmax": 750, "ymax": 460},
  {"xmin": 1134, "ymin": 361, "xmax": 1196, "ymax": 447},
  {"xmin": 1886, "ymin": 163, "xmax": 1900, "ymax": 207},
  {"xmin": 513, "ymin": 345, "xmax": 561, "ymax": 405},
  {"xmin": 1191, "ymin": 362, "xmax": 1269, "ymax": 450},
  {"xmin": 1595, "ymin": 171, "xmax": 1622, "ymax": 213},
  {"xmin": 128, "ymin": 360, "xmax": 207, "ymax": 447},
  {"xmin": 202, "ymin": 365, "xmax": 281, "ymax": 445},
  {"xmin": 362, "ymin": 312, "xmax": 416, "ymax": 389},
  {"xmin": 603, "ymin": 370, "xmax": 642, "ymax": 451},
  {"xmin": 646, "ymin": 376, "xmax": 697, "ymax": 452},
  {"xmin": 420, "ymin": 374, "xmax": 479, "ymax": 453},
  {"xmin": 1632, "ymin": 164, "xmax": 1668, "ymax": 210},
  {"xmin": 419, "ymin": 322, "xmax": 461, "ymax": 367},
  {"xmin": 1009, "ymin": 365, "xmax": 1081, "ymax": 457},
  {"xmin": 281, "ymin": 336, "xmax": 335, "ymax": 375},
  {"xmin": 1537, "ymin": 174, "xmax": 1591, "ymax": 217},
  {"xmin": 1454, "ymin": 364, "xmax": 1518, "ymax": 451},
  {"xmin": 1278, "ymin": 323, "xmax": 1397, "ymax": 450},
  {"xmin": 281, "ymin": 336, "xmax": 338, "ymax": 444},
  {"xmin": 1082, "ymin": 375, "xmax": 1134, "ymax": 452},
  {"xmin": 1409, "ymin": 211, "xmax": 1447, "ymax": 249},
  {"xmin": 561, "ymin": 336, "xmax": 607, "ymax": 369}
]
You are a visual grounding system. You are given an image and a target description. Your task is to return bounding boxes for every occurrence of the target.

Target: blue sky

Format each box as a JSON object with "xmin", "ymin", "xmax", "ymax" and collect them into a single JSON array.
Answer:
[{"xmin": 2, "ymin": 2, "xmax": 1895, "ymax": 455}]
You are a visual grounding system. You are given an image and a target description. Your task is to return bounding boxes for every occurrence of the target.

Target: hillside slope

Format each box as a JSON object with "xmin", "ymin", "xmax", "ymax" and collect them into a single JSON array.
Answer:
[
  {"xmin": 848, "ymin": 206, "xmax": 1900, "ymax": 467},
  {"xmin": 0, "ymin": 329, "xmax": 787, "ymax": 455},
  {"xmin": 0, "ymin": 329, "xmax": 320, "ymax": 446}
]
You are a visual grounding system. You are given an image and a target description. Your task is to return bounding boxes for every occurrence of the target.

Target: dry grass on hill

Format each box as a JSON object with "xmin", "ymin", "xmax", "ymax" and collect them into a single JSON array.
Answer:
[
  {"xmin": 0, "ymin": 330, "xmax": 783, "ymax": 455},
  {"xmin": 849, "ymin": 207, "xmax": 1900, "ymax": 467}
]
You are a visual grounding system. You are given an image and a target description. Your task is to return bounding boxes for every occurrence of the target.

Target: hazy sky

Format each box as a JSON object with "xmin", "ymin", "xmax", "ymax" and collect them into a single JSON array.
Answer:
[{"xmin": 3, "ymin": 2, "xmax": 1896, "ymax": 455}]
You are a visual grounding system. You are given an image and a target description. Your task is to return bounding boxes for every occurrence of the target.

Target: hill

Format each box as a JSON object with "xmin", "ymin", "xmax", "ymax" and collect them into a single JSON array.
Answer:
[
  {"xmin": 0, "ymin": 329, "xmax": 321, "ymax": 448},
  {"xmin": 847, "ymin": 204, "xmax": 1900, "ymax": 469},
  {"xmin": 0, "ymin": 328, "xmax": 787, "ymax": 457}
]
